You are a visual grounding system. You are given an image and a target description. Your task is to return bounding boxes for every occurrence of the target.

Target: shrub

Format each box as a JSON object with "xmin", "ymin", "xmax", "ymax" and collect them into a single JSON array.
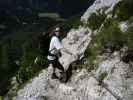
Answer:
[
  {"xmin": 0, "ymin": 42, "xmax": 20, "ymax": 96},
  {"xmin": 84, "ymin": 33, "xmax": 104, "ymax": 71},
  {"xmin": 129, "ymin": 16, "xmax": 133, "ymax": 23},
  {"xmin": 98, "ymin": 22, "xmax": 125, "ymax": 46},
  {"xmin": 16, "ymin": 41, "xmax": 45, "ymax": 84},
  {"xmin": 84, "ymin": 19, "xmax": 125, "ymax": 69},
  {"xmin": 113, "ymin": 0, "xmax": 133, "ymax": 21},
  {"xmin": 124, "ymin": 26, "xmax": 133, "ymax": 48},
  {"xmin": 87, "ymin": 10, "xmax": 106, "ymax": 30}
]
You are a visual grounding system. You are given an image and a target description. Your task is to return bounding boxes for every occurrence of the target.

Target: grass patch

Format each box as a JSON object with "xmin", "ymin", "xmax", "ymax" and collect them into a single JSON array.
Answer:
[
  {"xmin": 84, "ymin": 19, "xmax": 125, "ymax": 70},
  {"xmin": 99, "ymin": 72, "xmax": 108, "ymax": 83}
]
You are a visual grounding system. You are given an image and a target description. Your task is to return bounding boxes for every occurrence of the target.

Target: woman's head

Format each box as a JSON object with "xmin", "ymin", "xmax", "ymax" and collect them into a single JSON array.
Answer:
[
  {"xmin": 53, "ymin": 27, "xmax": 61, "ymax": 36},
  {"xmin": 49, "ymin": 26, "xmax": 63, "ymax": 37}
]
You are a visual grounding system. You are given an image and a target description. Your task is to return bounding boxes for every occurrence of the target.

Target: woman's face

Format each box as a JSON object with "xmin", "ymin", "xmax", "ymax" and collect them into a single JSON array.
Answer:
[{"xmin": 55, "ymin": 31, "xmax": 60, "ymax": 36}]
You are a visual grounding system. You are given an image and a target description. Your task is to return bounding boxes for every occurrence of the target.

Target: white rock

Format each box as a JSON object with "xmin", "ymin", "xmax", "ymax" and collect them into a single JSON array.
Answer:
[
  {"xmin": 119, "ymin": 21, "xmax": 129, "ymax": 32},
  {"xmin": 81, "ymin": 0, "xmax": 121, "ymax": 23}
]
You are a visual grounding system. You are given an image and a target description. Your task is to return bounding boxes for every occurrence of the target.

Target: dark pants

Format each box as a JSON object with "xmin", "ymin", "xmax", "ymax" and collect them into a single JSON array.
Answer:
[
  {"xmin": 48, "ymin": 58, "xmax": 64, "ymax": 72},
  {"xmin": 48, "ymin": 59, "xmax": 72, "ymax": 83}
]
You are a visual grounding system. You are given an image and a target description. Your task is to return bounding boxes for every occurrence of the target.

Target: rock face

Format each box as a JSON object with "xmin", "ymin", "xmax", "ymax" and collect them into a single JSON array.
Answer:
[
  {"xmin": 60, "ymin": 27, "xmax": 92, "ymax": 70},
  {"xmin": 119, "ymin": 21, "xmax": 129, "ymax": 32},
  {"xmin": 81, "ymin": 0, "xmax": 121, "ymax": 23},
  {"xmin": 96, "ymin": 52, "xmax": 133, "ymax": 100},
  {"xmin": 13, "ymin": 52, "xmax": 133, "ymax": 100}
]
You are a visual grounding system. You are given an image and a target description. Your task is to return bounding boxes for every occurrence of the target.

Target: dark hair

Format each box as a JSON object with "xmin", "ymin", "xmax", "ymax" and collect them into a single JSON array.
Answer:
[{"xmin": 49, "ymin": 24, "xmax": 64, "ymax": 37}]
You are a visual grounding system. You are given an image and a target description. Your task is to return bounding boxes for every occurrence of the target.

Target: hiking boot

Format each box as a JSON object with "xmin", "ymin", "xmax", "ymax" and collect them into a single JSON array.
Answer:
[
  {"xmin": 59, "ymin": 72, "xmax": 67, "ymax": 83},
  {"xmin": 51, "ymin": 73, "xmax": 58, "ymax": 79}
]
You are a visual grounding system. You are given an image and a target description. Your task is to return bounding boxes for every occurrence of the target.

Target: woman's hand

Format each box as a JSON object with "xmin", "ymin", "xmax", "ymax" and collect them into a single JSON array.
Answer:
[
  {"xmin": 61, "ymin": 48, "xmax": 78, "ymax": 59},
  {"xmin": 72, "ymin": 53, "xmax": 78, "ymax": 59}
]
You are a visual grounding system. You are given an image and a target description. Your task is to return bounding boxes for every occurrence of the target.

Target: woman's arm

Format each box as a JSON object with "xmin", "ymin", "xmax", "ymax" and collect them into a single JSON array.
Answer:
[
  {"xmin": 59, "ymin": 48, "xmax": 78, "ymax": 59},
  {"xmin": 53, "ymin": 37, "xmax": 77, "ymax": 58},
  {"xmin": 61, "ymin": 48, "xmax": 73, "ymax": 55}
]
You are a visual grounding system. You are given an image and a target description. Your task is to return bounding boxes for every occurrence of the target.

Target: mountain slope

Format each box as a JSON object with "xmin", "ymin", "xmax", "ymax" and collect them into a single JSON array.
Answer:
[{"xmin": 6, "ymin": 0, "xmax": 133, "ymax": 100}]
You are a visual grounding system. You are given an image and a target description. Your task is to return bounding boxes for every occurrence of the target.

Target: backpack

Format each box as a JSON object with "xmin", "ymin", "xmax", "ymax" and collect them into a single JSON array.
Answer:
[{"xmin": 38, "ymin": 33, "xmax": 51, "ymax": 56}]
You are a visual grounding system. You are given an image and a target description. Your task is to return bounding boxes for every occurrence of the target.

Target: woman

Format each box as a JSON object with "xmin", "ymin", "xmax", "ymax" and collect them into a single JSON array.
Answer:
[{"xmin": 47, "ymin": 26, "xmax": 74, "ymax": 80}]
